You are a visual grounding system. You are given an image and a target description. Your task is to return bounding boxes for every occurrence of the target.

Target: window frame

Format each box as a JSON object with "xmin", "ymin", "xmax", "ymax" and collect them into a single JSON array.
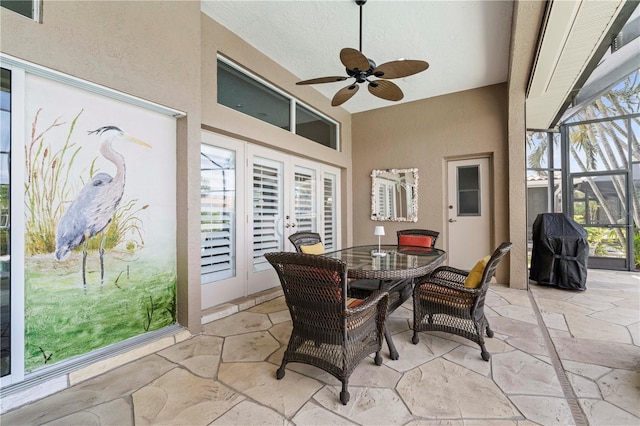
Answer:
[
  {"xmin": 217, "ymin": 55, "xmax": 340, "ymax": 151},
  {"xmin": 0, "ymin": 53, "xmax": 186, "ymax": 388},
  {"xmin": 1, "ymin": 0, "xmax": 41, "ymax": 22},
  {"xmin": 456, "ymin": 165, "xmax": 481, "ymax": 217},
  {"xmin": 0, "ymin": 63, "xmax": 25, "ymax": 387}
]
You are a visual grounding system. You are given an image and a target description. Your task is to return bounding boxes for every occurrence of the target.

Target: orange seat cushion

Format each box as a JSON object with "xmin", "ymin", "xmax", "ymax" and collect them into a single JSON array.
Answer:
[{"xmin": 398, "ymin": 234, "xmax": 432, "ymax": 248}]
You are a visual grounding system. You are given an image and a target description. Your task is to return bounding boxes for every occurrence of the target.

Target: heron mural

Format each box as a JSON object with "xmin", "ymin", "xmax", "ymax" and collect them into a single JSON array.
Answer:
[
  {"xmin": 55, "ymin": 126, "xmax": 151, "ymax": 289},
  {"xmin": 23, "ymin": 73, "xmax": 176, "ymax": 373}
]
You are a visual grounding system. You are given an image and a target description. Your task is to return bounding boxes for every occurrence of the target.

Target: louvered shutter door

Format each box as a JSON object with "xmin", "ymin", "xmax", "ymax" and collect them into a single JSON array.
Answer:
[
  {"xmin": 323, "ymin": 172, "xmax": 337, "ymax": 251},
  {"xmin": 293, "ymin": 166, "xmax": 316, "ymax": 233},
  {"xmin": 252, "ymin": 157, "xmax": 284, "ymax": 272}
]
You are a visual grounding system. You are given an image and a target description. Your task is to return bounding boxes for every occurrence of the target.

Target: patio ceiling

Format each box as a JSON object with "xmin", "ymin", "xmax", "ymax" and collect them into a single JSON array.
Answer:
[
  {"xmin": 526, "ymin": 0, "xmax": 637, "ymax": 129},
  {"xmin": 201, "ymin": 0, "xmax": 514, "ymax": 114},
  {"xmin": 201, "ymin": 0, "xmax": 636, "ymax": 128}
]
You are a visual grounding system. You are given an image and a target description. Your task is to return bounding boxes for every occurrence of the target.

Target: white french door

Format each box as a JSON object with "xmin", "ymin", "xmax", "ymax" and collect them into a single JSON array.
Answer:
[
  {"xmin": 247, "ymin": 147, "xmax": 287, "ymax": 294},
  {"xmin": 247, "ymin": 146, "xmax": 340, "ymax": 293},
  {"xmin": 201, "ymin": 132, "xmax": 340, "ymax": 309},
  {"xmin": 200, "ymin": 134, "xmax": 247, "ymax": 308},
  {"xmin": 321, "ymin": 167, "xmax": 340, "ymax": 252}
]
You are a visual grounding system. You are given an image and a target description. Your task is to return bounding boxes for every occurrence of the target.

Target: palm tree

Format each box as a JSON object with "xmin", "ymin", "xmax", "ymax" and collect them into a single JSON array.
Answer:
[{"xmin": 527, "ymin": 70, "xmax": 640, "ymax": 265}]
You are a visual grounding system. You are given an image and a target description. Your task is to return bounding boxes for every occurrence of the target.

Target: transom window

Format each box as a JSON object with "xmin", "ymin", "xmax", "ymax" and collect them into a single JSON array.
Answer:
[
  {"xmin": 217, "ymin": 56, "xmax": 339, "ymax": 150},
  {"xmin": 1, "ymin": 0, "xmax": 39, "ymax": 21}
]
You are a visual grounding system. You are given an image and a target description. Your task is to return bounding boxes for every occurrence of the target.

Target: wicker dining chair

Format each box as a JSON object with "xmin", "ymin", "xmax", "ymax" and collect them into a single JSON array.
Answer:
[
  {"xmin": 288, "ymin": 231, "xmax": 323, "ymax": 253},
  {"xmin": 397, "ymin": 229, "xmax": 440, "ymax": 248},
  {"xmin": 265, "ymin": 252, "xmax": 389, "ymax": 405},
  {"xmin": 412, "ymin": 242, "xmax": 513, "ymax": 361},
  {"xmin": 349, "ymin": 228, "xmax": 440, "ymax": 359}
]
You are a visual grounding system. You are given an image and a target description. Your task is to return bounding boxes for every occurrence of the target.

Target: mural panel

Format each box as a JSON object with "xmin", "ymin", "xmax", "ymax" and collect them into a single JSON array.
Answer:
[{"xmin": 24, "ymin": 73, "xmax": 176, "ymax": 372}]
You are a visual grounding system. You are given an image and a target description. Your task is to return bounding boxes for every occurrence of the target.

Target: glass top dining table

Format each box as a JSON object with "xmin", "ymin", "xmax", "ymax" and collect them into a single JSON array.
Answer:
[{"xmin": 322, "ymin": 245, "xmax": 447, "ymax": 280}]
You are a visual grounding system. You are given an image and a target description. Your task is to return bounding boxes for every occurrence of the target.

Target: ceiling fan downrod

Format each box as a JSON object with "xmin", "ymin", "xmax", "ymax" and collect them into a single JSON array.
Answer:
[{"xmin": 356, "ymin": 0, "xmax": 367, "ymax": 52}]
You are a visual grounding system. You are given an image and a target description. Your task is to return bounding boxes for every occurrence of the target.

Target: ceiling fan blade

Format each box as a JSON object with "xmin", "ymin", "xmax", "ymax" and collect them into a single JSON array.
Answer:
[
  {"xmin": 296, "ymin": 76, "xmax": 348, "ymax": 85},
  {"xmin": 368, "ymin": 80, "xmax": 403, "ymax": 102},
  {"xmin": 373, "ymin": 60, "xmax": 429, "ymax": 79},
  {"xmin": 340, "ymin": 48, "xmax": 370, "ymax": 72},
  {"xmin": 332, "ymin": 84, "xmax": 359, "ymax": 106}
]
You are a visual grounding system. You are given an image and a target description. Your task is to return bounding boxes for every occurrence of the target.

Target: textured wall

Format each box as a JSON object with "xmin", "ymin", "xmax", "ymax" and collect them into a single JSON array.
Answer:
[
  {"xmin": 1, "ymin": 0, "xmax": 203, "ymax": 331},
  {"xmin": 352, "ymin": 84, "xmax": 511, "ymax": 283},
  {"xmin": 200, "ymin": 15, "xmax": 355, "ymax": 246}
]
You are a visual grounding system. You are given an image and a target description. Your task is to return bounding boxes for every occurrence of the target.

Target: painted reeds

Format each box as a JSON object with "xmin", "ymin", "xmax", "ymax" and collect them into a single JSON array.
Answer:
[{"xmin": 25, "ymin": 109, "xmax": 145, "ymax": 256}]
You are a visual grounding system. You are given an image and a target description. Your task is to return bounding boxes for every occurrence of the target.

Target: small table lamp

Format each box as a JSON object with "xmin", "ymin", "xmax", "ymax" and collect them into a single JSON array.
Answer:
[{"xmin": 373, "ymin": 226, "xmax": 386, "ymax": 256}]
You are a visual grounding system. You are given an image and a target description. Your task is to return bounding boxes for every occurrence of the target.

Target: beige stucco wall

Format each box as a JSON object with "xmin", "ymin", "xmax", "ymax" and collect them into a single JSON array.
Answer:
[
  {"xmin": 0, "ymin": 0, "xmax": 542, "ymax": 336},
  {"xmin": 0, "ymin": 3, "xmax": 358, "ymax": 335},
  {"xmin": 1, "ymin": 0, "xmax": 203, "ymax": 331},
  {"xmin": 352, "ymin": 84, "xmax": 511, "ymax": 283},
  {"xmin": 200, "ymin": 15, "xmax": 355, "ymax": 248}
]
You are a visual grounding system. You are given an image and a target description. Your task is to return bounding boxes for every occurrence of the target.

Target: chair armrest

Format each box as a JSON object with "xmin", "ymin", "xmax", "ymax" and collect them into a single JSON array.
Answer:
[
  {"xmin": 417, "ymin": 276, "xmax": 480, "ymax": 295},
  {"xmin": 425, "ymin": 266, "xmax": 469, "ymax": 284},
  {"xmin": 346, "ymin": 290, "xmax": 389, "ymax": 316}
]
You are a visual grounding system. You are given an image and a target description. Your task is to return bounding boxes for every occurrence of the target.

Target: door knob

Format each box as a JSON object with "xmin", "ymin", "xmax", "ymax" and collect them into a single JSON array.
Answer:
[{"xmin": 449, "ymin": 219, "xmax": 457, "ymax": 223}]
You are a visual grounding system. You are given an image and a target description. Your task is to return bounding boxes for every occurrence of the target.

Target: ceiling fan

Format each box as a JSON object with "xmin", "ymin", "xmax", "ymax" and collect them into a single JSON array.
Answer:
[{"xmin": 296, "ymin": 0, "xmax": 429, "ymax": 107}]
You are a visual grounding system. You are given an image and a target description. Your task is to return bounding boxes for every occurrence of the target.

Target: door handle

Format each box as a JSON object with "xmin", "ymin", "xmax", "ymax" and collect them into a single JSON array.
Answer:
[{"xmin": 449, "ymin": 219, "xmax": 457, "ymax": 223}]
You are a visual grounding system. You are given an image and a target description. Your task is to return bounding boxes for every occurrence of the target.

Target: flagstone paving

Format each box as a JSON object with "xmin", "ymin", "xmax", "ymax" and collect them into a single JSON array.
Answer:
[{"xmin": 2, "ymin": 270, "xmax": 638, "ymax": 425}]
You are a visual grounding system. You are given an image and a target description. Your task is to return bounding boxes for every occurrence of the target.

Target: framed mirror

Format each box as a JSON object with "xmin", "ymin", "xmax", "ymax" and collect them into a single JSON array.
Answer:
[{"xmin": 371, "ymin": 168, "xmax": 419, "ymax": 222}]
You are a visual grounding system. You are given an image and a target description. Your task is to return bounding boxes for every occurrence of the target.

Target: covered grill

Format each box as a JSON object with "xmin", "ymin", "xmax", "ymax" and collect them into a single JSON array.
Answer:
[{"xmin": 530, "ymin": 213, "xmax": 588, "ymax": 291}]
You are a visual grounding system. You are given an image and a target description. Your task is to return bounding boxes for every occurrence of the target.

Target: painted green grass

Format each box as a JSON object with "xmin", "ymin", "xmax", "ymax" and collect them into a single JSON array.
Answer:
[
  {"xmin": 24, "ymin": 253, "xmax": 176, "ymax": 372},
  {"xmin": 24, "ymin": 110, "xmax": 173, "ymax": 372}
]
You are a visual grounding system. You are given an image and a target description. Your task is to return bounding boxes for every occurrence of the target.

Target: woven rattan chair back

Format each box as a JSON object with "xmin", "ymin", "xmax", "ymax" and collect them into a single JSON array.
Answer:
[
  {"xmin": 288, "ymin": 232, "xmax": 322, "ymax": 252},
  {"xmin": 412, "ymin": 242, "xmax": 513, "ymax": 361},
  {"xmin": 265, "ymin": 251, "xmax": 389, "ymax": 405},
  {"xmin": 397, "ymin": 229, "xmax": 440, "ymax": 248}
]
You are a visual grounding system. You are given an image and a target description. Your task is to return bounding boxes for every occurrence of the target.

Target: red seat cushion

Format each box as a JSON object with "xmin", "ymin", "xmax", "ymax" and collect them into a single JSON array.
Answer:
[
  {"xmin": 398, "ymin": 234, "xmax": 433, "ymax": 248},
  {"xmin": 347, "ymin": 298, "xmax": 364, "ymax": 308}
]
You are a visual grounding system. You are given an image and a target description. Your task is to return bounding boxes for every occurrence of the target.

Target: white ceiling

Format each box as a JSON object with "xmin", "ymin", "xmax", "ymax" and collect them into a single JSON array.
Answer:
[{"xmin": 201, "ymin": 0, "xmax": 514, "ymax": 113}]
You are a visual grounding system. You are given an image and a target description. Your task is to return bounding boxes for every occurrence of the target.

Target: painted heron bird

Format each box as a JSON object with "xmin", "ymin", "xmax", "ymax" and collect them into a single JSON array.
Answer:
[{"xmin": 55, "ymin": 126, "xmax": 151, "ymax": 289}]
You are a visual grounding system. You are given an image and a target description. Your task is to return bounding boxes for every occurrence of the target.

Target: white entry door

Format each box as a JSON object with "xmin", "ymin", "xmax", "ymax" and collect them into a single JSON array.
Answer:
[{"xmin": 446, "ymin": 157, "xmax": 492, "ymax": 270}]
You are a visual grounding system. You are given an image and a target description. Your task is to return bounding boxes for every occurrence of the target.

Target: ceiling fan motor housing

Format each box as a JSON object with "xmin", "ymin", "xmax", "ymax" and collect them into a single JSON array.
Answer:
[{"xmin": 346, "ymin": 58, "xmax": 376, "ymax": 83}]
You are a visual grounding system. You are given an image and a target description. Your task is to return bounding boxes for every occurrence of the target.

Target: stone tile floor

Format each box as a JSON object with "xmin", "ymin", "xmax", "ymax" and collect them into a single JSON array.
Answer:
[{"xmin": 2, "ymin": 269, "xmax": 638, "ymax": 425}]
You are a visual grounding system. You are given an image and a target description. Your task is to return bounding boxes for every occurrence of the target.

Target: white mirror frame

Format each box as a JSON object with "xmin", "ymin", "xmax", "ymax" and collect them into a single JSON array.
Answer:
[{"xmin": 371, "ymin": 168, "xmax": 419, "ymax": 222}]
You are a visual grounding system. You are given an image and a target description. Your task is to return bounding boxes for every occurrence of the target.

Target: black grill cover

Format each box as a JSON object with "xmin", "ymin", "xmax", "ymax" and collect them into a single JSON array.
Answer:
[{"xmin": 530, "ymin": 213, "xmax": 588, "ymax": 290}]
